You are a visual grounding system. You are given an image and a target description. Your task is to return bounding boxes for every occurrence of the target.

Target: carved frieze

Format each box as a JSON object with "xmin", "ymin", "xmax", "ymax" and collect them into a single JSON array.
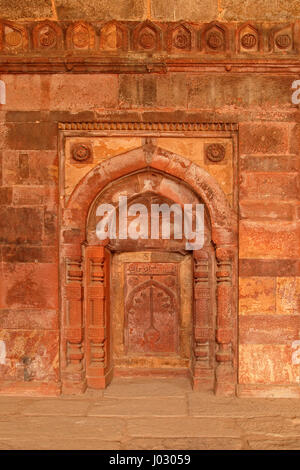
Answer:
[
  {"xmin": 32, "ymin": 21, "xmax": 63, "ymax": 51},
  {"xmin": 0, "ymin": 19, "xmax": 298, "ymax": 72},
  {"xmin": 66, "ymin": 22, "xmax": 95, "ymax": 51},
  {"xmin": 0, "ymin": 21, "xmax": 28, "ymax": 53}
]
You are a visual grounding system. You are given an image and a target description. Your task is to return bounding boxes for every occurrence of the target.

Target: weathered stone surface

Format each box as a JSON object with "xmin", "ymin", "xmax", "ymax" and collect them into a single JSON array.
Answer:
[
  {"xmin": 2, "ymin": 151, "xmax": 58, "ymax": 186},
  {"xmin": 0, "ymin": 416, "xmax": 124, "ymax": 440},
  {"xmin": 0, "ymin": 329, "xmax": 59, "ymax": 382},
  {"xmin": 5, "ymin": 123, "xmax": 57, "ymax": 151},
  {"xmin": 0, "ymin": 439, "xmax": 122, "ymax": 450},
  {"xmin": 21, "ymin": 399, "xmax": 90, "ymax": 416},
  {"xmin": 239, "ymin": 344, "xmax": 300, "ymax": 384},
  {"xmin": 124, "ymin": 437, "xmax": 243, "ymax": 450},
  {"xmin": 0, "ymin": 263, "xmax": 58, "ymax": 309},
  {"xmin": 219, "ymin": 0, "xmax": 300, "ymax": 21},
  {"xmin": 239, "ymin": 277, "xmax": 276, "ymax": 315},
  {"xmin": 187, "ymin": 76, "xmax": 294, "ymax": 110},
  {"xmin": 239, "ymin": 259, "xmax": 300, "ymax": 277},
  {"xmin": 49, "ymin": 75, "xmax": 119, "ymax": 111},
  {"xmin": 1, "ymin": 246, "xmax": 57, "ymax": 264},
  {"xmin": 0, "ymin": 0, "xmax": 53, "ymax": 20},
  {"xmin": 0, "ymin": 308, "xmax": 58, "ymax": 330},
  {"xmin": 1, "ymin": 378, "xmax": 300, "ymax": 448},
  {"xmin": 0, "ymin": 207, "xmax": 43, "ymax": 244},
  {"xmin": 240, "ymin": 155, "xmax": 299, "ymax": 173},
  {"xmin": 151, "ymin": 0, "xmax": 218, "ymax": 21},
  {"xmin": 88, "ymin": 397, "xmax": 187, "ymax": 416},
  {"xmin": 127, "ymin": 417, "xmax": 241, "ymax": 438},
  {"xmin": 239, "ymin": 201, "xmax": 295, "ymax": 221},
  {"xmin": 248, "ymin": 439, "xmax": 300, "ymax": 450},
  {"xmin": 0, "ymin": 76, "xmax": 50, "ymax": 112},
  {"xmin": 239, "ymin": 222, "xmax": 300, "ymax": 259},
  {"xmin": 239, "ymin": 123, "xmax": 289, "ymax": 155},
  {"xmin": 276, "ymin": 277, "xmax": 300, "ymax": 315},
  {"xmin": 55, "ymin": 0, "xmax": 146, "ymax": 20},
  {"xmin": 103, "ymin": 377, "xmax": 188, "ymax": 398},
  {"xmin": 0, "ymin": 187, "xmax": 12, "ymax": 205},
  {"xmin": 239, "ymin": 315, "xmax": 300, "ymax": 344},
  {"xmin": 240, "ymin": 173, "xmax": 298, "ymax": 201}
]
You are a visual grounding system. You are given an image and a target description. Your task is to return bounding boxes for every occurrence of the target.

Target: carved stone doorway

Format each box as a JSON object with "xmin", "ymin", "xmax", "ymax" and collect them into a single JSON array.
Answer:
[{"xmin": 60, "ymin": 134, "xmax": 238, "ymax": 396}]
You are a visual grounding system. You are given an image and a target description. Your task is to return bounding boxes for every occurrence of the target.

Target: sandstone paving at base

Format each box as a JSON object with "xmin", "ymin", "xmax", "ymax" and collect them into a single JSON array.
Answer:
[
  {"xmin": 87, "ymin": 397, "xmax": 188, "ymax": 417},
  {"xmin": 0, "ymin": 378, "xmax": 300, "ymax": 449},
  {"xmin": 102, "ymin": 377, "xmax": 188, "ymax": 398}
]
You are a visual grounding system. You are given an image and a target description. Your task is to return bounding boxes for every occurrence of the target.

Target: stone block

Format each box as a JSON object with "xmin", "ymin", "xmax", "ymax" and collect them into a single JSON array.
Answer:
[
  {"xmin": 276, "ymin": 277, "xmax": 300, "ymax": 315},
  {"xmin": 239, "ymin": 201, "xmax": 294, "ymax": 220},
  {"xmin": 0, "ymin": 263, "xmax": 58, "ymax": 310},
  {"xmin": 49, "ymin": 75, "xmax": 118, "ymax": 111},
  {"xmin": 151, "ymin": 0, "xmax": 218, "ymax": 21},
  {"xmin": 239, "ymin": 123, "xmax": 289, "ymax": 155},
  {"xmin": 0, "ymin": 187, "xmax": 12, "ymax": 205},
  {"xmin": 239, "ymin": 259, "xmax": 300, "ymax": 277},
  {"xmin": 0, "ymin": 206, "xmax": 43, "ymax": 244},
  {"xmin": 239, "ymin": 315, "xmax": 300, "ymax": 344},
  {"xmin": 0, "ymin": 329, "xmax": 59, "ymax": 382},
  {"xmin": 0, "ymin": 0, "xmax": 53, "ymax": 19},
  {"xmin": 220, "ymin": 0, "xmax": 300, "ymax": 21},
  {"xmin": 2, "ymin": 151, "xmax": 58, "ymax": 186},
  {"xmin": 55, "ymin": 0, "xmax": 146, "ymax": 20},
  {"xmin": 239, "ymin": 221, "xmax": 300, "ymax": 259},
  {"xmin": 239, "ymin": 344, "xmax": 300, "ymax": 384},
  {"xmin": 5, "ymin": 122, "xmax": 57, "ymax": 151},
  {"xmin": 240, "ymin": 155, "xmax": 299, "ymax": 172},
  {"xmin": 240, "ymin": 173, "xmax": 298, "ymax": 200},
  {"xmin": 239, "ymin": 277, "xmax": 276, "ymax": 315}
]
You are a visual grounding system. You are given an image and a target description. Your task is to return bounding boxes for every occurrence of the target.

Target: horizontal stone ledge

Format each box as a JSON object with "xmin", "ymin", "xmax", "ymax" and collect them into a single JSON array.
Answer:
[
  {"xmin": 239, "ymin": 259, "xmax": 300, "ymax": 277},
  {"xmin": 2, "ymin": 58, "xmax": 300, "ymax": 74}
]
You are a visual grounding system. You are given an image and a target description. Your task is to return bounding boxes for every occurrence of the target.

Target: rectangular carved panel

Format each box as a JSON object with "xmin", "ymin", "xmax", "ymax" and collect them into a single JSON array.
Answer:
[{"xmin": 124, "ymin": 262, "xmax": 179, "ymax": 355}]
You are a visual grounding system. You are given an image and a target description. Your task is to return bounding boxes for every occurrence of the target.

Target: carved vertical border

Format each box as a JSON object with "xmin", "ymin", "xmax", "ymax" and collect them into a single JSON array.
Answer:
[
  {"xmin": 61, "ymin": 256, "xmax": 86, "ymax": 394},
  {"xmin": 215, "ymin": 246, "xmax": 236, "ymax": 396},
  {"xmin": 85, "ymin": 245, "xmax": 112, "ymax": 389},
  {"xmin": 192, "ymin": 249, "xmax": 215, "ymax": 390}
]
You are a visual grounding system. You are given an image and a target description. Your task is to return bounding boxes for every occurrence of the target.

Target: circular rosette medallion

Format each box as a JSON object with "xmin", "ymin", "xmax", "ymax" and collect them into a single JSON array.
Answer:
[
  {"xmin": 206, "ymin": 143, "xmax": 226, "ymax": 162},
  {"xmin": 72, "ymin": 144, "xmax": 91, "ymax": 162},
  {"xmin": 241, "ymin": 33, "xmax": 257, "ymax": 49},
  {"xmin": 207, "ymin": 31, "xmax": 224, "ymax": 50},
  {"xmin": 275, "ymin": 34, "xmax": 291, "ymax": 49}
]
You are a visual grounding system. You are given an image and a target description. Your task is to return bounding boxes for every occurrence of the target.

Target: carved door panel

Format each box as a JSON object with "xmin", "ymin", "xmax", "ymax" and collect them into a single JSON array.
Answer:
[{"xmin": 125, "ymin": 263, "xmax": 179, "ymax": 354}]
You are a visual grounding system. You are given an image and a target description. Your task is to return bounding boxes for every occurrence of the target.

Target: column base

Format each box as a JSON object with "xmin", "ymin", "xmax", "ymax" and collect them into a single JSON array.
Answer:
[
  {"xmin": 62, "ymin": 380, "xmax": 87, "ymax": 395},
  {"xmin": 86, "ymin": 367, "xmax": 114, "ymax": 389}
]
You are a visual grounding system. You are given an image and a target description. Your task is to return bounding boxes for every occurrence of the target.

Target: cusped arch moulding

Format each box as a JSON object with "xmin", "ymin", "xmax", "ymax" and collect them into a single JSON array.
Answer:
[
  {"xmin": 0, "ymin": 20, "xmax": 28, "ymax": 53},
  {"xmin": 32, "ymin": 20, "xmax": 63, "ymax": 51},
  {"xmin": 66, "ymin": 22, "xmax": 95, "ymax": 51},
  {"xmin": 167, "ymin": 22, "xmax": 194, "ymax": 53},
  {"xmin": 201, "ymin": 22, "xmax": 228, "ymax": 54},
  {"xmin": 99, "ymin": 21, "xmax": 128, "ymax": 51},
  {"xmin": 131, "ymin": 20, "xmax": 162, "ymax": 52},
  {"xmin": 269, "ymin": 24, "xmax": 294, "ymax": 53},
  {"xmin": 237, "ymin": 23, "xmax": 260, "ymax": 53}
]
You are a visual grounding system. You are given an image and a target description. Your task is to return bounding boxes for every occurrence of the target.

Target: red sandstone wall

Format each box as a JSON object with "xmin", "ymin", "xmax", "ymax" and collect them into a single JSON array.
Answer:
[
  {"xmin": 0, "ymin": 0, "xmax": 299, "ymax": 396},
  {"xmin": 0, "ymin": 72, "xmax": 299, "ymax": 395}
]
